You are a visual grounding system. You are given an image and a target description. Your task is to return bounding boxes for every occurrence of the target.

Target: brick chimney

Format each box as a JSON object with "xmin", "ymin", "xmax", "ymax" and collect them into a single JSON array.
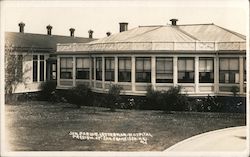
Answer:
[
  {"xmin": 88, "ymin": 29, "xmax": 93, "ymax": 38},
  {"xmin": 69, "ymin": 28, "xmax": 75, "ymax": 37},
  {"xmin": 119, "ymin": 22, "xmax": 128, "ymax": 32},
  {"xmin": 170, "ymin": 19, "xmax": 178, "ymax": 26},
  {"xmin": 106, "ymin": 32, "xmax": 111, "ymax": 37},
  {"xmin": 18, "ymin": 22, "xmax": 25, "ymax": 33},
  {"xmin": 46, "ymin": 25, "xmax": 52, "ymax": 35}
]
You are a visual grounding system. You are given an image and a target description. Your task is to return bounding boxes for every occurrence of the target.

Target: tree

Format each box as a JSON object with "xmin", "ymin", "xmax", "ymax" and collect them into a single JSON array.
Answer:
[{"xmin": 5, "ymin": 44, "xmax": 24, "ymax": 95}]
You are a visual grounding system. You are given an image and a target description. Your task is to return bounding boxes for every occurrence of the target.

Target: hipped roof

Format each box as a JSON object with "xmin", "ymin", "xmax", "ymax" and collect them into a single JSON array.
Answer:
[{"xmin": 5, "ymin": 32, "xmax": 95, "ymax": 52}]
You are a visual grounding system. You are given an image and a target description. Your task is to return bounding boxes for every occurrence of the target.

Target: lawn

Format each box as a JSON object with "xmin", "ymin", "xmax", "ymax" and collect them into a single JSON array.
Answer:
[{"xmin": 5, "ymin": 101, "xmax": 246, "ymax": 151}]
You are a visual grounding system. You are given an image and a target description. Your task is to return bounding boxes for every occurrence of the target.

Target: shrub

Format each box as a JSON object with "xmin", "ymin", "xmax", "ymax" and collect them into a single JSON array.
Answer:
[
  {"xmin": 145, "ymin": 86, "xmax": 164, "ymax": 110},
  {"xmin": 196, "ymin": 96, "xmax": 222, "ymax": 112},
  {"xmin": 145, "ymin": 86, "xmax": 190, "ymax": 111},
  {"xmin": 162, "ymin": 86, "xmax": 189, "ymax": 111},
  {"xmin": 106, "ymin": 84, "xmax": 122, "ymax": 111},
  {"xmin": 39, "ymin": 81, "xmax": 60, "ymax": 102},
  {"xmin": 63, "ymin": 84, "xmax": 93, "ymax": 108}
]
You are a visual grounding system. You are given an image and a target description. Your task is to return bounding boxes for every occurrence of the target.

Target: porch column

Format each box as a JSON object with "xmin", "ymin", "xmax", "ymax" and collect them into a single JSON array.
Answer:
[
  {"xmin": 57, "ymin": 57, "xmax": 60, "ymax": 86},
  {"xmin": 132, "ymin": 56, "xmax": 136, "ymax": 92},
  {"xmin": 73, "ymin": 56, "xmax": 76, "ymax": 87},
  {"xmin": 115, "ymin": 56, "xmax": 118, "ymax": 83},
  {"xmin": 37, "ymin": 55, "xmax": 40, "ymax": 83},
  {"xmin": 44, "ymin": 56, "xmax": 47, "ymax": 81},
  {"xmin": 89, "ymin": 56, "xmax": 92, "ymax": 86},
  {"xmin": 93, "ymin": 57, "xmax": 96, "ymax": 88},
  {"xmin": 102, "ymin": 56, "xmax": 105, "ymax": 90},
  {"xmin": 173, "ymin": 56, "xmax": 178, "ymax": 86},
  {"xmin": 195, "ymin": 56, "xmax": 199, "ymax": 93},
  {"xmin": 239, "ymin": 56, "xmax": 244, "ymax": 94},
  {"xmin": 151, "ymin": 56, "xmax": 156, "ymax": 90},
  {"xmin": 214, "ymin": 56, "xmax": 219, "ymax": 93}
]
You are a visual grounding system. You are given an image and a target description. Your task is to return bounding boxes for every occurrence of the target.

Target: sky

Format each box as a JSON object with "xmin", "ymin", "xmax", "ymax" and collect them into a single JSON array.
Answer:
[{"xmin": 1, "ymin": 0, "xmax": 248, "ymax": 38}]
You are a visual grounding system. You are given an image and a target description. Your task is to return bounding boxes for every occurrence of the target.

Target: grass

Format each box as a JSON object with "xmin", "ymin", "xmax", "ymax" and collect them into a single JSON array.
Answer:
[{"xmin": 5, "ymin": 101, "xmax": 246, "ymax": 151}]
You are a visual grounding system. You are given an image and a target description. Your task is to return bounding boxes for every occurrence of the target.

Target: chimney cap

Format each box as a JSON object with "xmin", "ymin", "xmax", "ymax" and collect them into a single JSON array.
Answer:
[
  {"xmin": 69, "ymin": 28, "xmax": 75, "ymax": 31},
  {"xmin": 46, "ymin": 25, "xmax": 52, "ymax": 29},
  {"xmin": 18, "ymin": 22, "xmax": 25, "ymax": 26},
  {"xmin": 170, "ymin": 19, "xmax": 178, "ymax": 26},
  {"xmin": 88, "ymin": 29, "xmax": 94, "ymax": 33},
  {"xmin": 106, "ymin": 32, "xmax": 111, "ymax": 37}
]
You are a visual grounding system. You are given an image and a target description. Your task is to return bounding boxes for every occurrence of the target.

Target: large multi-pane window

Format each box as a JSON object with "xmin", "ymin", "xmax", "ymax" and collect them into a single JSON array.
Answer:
[
  {"xmin": 105, "ymin": 57, "xmax": 115, "ymax": 81},
  {"xmin": 118, "ymin": 57, "xmax": 131, "ymax": 82},
  {"xmin": 156, "ymin": 57, "xmax": 173, "ymax": 83},
  {"xmin": 219, "ymin": 58, "xmax": 239, "ymax": 83},
  {"xmin": 33, "ymin": 55, "xmax": 38, "ymax": 82},
  {"xmin": 96, "ymin": 58, "xmax": 102, "ymax": 81},
  {"xmin": 199, "ymin": 58, "xmax": 214, "ymax": 83},
  {"xmin": 136, "ymin": 57, "xmax": 151, "ymax": 83},
  {"xmin": 40, "ymin": 55, "xmax": 45, "ymax": 81},
  {"xmin": 178, "ymin": 58, "xmax": 194, "ymax": 83},
  {"xmin": 76, "ymin": 57, "xmax": 90, "ymax": 79},
  {"xmin": 60, "ymin": 57, "xmax": 73, "ymax": 79},
  {"xmin": 244, "ymin": 57, "xmax": 246, "ymax": 82}
]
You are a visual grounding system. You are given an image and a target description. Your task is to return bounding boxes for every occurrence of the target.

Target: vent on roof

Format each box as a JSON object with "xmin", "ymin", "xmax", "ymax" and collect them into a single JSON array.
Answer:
[
  {"xmin": 170, "ymin": 19, "xmax": 178, "ymax": 26},
  {"xmin": 18, "ymin": 22, "xmax": 25, "ymax": 33},
  {"xmin": 88, "ymin": 29, "xmax": 94, "ymax": 38},
  {"xmin": 69, "ymin": 28, "xmax": 75, "ymax": 37},
  {"xmin": 119, "ymin": 22, "xmax": 128, "ymax": 32},
  {"xmin": 106, "ymin": 32, "xmax": 111, "ymax": 37},
  {"xmin": 46, "ymin": 25, "xmax": 53, "ymax": 35}
]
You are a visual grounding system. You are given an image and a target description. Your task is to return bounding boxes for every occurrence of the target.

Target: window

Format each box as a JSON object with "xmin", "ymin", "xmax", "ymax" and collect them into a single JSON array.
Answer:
[
  {"xmin": 33, "ymin": 55, "xmax": 38, "ymax": 82},
  {"xmin": 51, "ymin": 63, "xmax": 57, "ymax": 80},
  {"xmin": 105, "ymin": 57, "xmax": 115, "ymax": 81},
  {"xmin": 136, "ymin": 57, "xmax": 151, "ymax": 83},
  {"xmin": 76, "ymin": 57, "xmax": 90, "ymax": 79},
  {"xmin": 96, "ymin": 58, "xmax": 102, "ymax": 80},
  {"xmin": 156, "ymin": 57, "xmax": 173, "ymax": 83},
  {"xmin": 178, "ymin": 58, "xmax": 194, "ymax": 83},
  {"xmin": 16, "ymin": 55, "xmax": 23, "ymax": 81},
  {"xmin": 244, "ymin": 57, "xmax": 246, "ymax": 82},
  {"xmin": 40, "ymin": 55, "xmax": 44, "ymax": 81},
  {"xmin": 118, "ymin": 57, "xmax": 131, "ymax": 82},
  {"xmin": 219, "ymin": 58, "xmax": 239, "ymax": 83},
  {"xmin": 199, "ymin": 58, "xmax": 214, "ymax": 83},
  {"xmin": 60, "ymin": 57, "xmax": 73, "ymax": 79}
]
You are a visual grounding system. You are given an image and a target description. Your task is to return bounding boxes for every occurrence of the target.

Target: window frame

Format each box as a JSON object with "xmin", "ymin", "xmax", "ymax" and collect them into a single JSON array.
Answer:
[
  {"xmin": 156, "ymin": 57, "xmax": 173, "ymax": 83},
  {"xmin": 118, "ymin": 57, "xmax": 131, "ymax": 82},
  {"xmin": 105, "ymin": 57, "xmax": 115, "ymax": 81},
  {"xmin": 96, "ymin": 57, "xmax": 102, "ymax": 81},
  {"xmin": 219, "ymin": 58, "xmax": 239, "ymax": 84},
  {"xmin": 199, "ymin": 57, "xmax": 214, "ymax": 83},
  {"xmin": 60, "ymin": 57, "xmax": 73, "ymax": 79},
  {"xmin": 135, "ymin": 57, "xmax": 151, "ymax": 83},
  {"xmin": 76, "ymin": 57, "xmax": 90, "ymax": 80},
  {"xmin": 178, "ymin": 57, "xmax": 195, "ymax": 83}
]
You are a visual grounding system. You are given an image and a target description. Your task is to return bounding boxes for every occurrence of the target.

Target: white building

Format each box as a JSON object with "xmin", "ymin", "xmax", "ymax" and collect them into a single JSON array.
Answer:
[
  {"xmin": 5, "ymin": 22, "xmax": 95, "ymax": 93},
  {"xmin": 56, "ymin": 19, "xmax": 246, "ymax": 97}
]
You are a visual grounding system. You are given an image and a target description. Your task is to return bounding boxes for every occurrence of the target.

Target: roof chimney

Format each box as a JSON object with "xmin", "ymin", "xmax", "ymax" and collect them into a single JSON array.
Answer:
[
  {"xmin": 18, "ymin": 22, "xmax": 25, "ymax": 33},
  {"xmin": 88, "ymin": 29, "xmax": 93, "ymax": 38},
  {"xmin": 170, "ymin": 19, "xmax": 178, "ymax": 26},
  {"xmin": 46, "ymin": 25, "xmax": 52, "ymax": 35},
  {"xmin": 119, "ymin": 22, "xmax": 128, "ymax": 32},
  {"xmin": 69, "ymin": 28, "xmax": 75, "ymax": 37},
  {"xmin": 106, "ymin": 32, "xmax": 111, "ymax": 37}
]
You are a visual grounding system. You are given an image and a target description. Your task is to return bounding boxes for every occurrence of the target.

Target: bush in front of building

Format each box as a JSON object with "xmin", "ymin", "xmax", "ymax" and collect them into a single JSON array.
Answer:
[
  {"xmin": 39, "ymin": 81, "xmax": 60, "ymax": 102},
  {"xmin": 105, "ymin": 84, "xmax": 123, "ymax": 111},
  {"xmin": 63, "ymin": 84, "xmax": 93, "ymax": 108},
  {"xmin": 145, "ymin": 86, "xmax": 189, "ymax": 111}
]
